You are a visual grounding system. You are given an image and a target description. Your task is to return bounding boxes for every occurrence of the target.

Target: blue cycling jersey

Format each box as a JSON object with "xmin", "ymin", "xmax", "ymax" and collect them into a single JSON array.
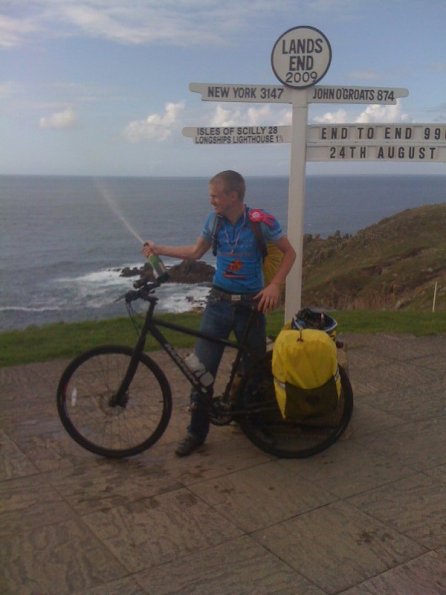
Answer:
[{"xmin": 202, "ymin": 206, "xmax": 283, "ymax": 293}]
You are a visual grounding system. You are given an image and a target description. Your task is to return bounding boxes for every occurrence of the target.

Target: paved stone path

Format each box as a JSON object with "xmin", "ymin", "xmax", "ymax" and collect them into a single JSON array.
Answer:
[{"xmin": 1, "ymin": 333, "xmax": 445, "ymax": 594}]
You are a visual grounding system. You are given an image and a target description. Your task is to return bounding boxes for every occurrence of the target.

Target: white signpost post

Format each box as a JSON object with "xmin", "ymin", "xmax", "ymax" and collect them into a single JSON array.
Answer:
[{"xmin": 183, "ymin": 26, "xmax": 446, "ymax": 321}]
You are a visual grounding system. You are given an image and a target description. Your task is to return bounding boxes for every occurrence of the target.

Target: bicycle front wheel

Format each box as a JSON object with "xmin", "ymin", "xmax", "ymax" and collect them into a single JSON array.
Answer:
[
  {"xmin": 239, "ymin": 356, "xmax": 353, "ymax": 459},
  {"xmin": 57, "ymin": 345, "xmax": 172, "ymax": 458}
]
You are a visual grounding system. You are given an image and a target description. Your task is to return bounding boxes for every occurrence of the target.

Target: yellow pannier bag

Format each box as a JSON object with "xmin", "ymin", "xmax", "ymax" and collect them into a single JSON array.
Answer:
[{"xmin": 272, "ymin": 328, "xmax": 341, "ymax": 420}]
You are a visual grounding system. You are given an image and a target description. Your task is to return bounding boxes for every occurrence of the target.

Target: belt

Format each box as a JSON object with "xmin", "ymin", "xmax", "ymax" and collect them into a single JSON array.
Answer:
[{"xmin": 210, "ymin": 286, "xmax": 258, "ymax": 303}]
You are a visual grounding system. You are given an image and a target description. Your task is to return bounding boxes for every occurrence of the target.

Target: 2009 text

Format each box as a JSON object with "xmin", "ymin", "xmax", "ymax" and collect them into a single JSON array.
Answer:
[{"xmin": 285, "ymin": 71, "xmax": 318, "ymax": 85}]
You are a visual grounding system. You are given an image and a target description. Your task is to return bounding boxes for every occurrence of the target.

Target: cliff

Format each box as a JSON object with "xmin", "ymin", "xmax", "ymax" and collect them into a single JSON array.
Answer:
[{"xmin": 302, "ymin": 203, "xmax": 446, "ymax": 311}]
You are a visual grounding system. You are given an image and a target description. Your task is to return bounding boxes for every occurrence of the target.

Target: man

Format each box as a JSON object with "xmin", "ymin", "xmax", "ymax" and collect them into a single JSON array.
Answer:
[{"xmin": 143, "ymin": 170, "xmax": 296, "ymax": 456}]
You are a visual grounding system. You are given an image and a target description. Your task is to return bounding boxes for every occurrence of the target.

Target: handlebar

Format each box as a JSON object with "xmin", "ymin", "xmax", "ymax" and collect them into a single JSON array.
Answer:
[
  {"xmin": 133, "ymin": 276, "xmax": 155, "ymax": 289},
  {"xmin": 115, "ymin": 279, "xmax": 161, "ymax": 304}
]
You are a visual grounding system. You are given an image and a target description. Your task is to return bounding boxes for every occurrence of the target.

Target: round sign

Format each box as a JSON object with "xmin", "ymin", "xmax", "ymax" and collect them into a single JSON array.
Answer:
[{"xmin": 271, "ymin": 26, "xmax": 332, "ymax": 89}]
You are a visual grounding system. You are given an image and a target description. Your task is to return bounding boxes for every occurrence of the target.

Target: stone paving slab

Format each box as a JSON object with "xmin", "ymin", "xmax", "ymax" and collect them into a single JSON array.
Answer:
[
  {"xmin": 278, "ymin": 440, "xmax": 416, "ymax": 499},
  {"xmin": 135, "ymin": 535, "xmax": 325, "ymax": 595},
  {"xmin": 1, "ymin": 333, "xmax": 445, "ymax": 594},
  {"xmin": 2, "ymin": 518, "xmax": 127, "ymax": 594},
  {"xmin": 356, "ymin": 417, "xmax": 446, "ymax": 472},
  {"xmin": 341, "ymin": 550, "xmax": 446, "ymax": 594},
  {"xmin": 187, "ymin": 460, "xmax": 337, "ymax": 533},
  {"xmin": 0, "ymin": 430, "xmax": 38, "ymax": 480},
  {"xmin": 252, "ymin": 500, "xmax": 426, "ymax": 594},
  {"xmin": 0, "ymin": 473, "xmax": 75, "ymax": 538},
  {"xmin": 348, "ymin": 472, "xmax": 446, "ymax": 550},
  {"xmin": 82, "ymin": 488, "xmax": 243, "ymax": 573}
]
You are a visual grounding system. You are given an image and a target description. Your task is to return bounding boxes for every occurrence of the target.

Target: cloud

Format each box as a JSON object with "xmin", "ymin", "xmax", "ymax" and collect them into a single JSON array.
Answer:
[
  {"xmin": 203, "ymin": 99, "xmax": 412, "ymax": 129},
  {"xmin": 0, "ymin": 81, "xmax": 17, "ymax": 98},
  {"xmin": 354, "ymin": 101, "xmax": 411, "ymax": 124},
  {"xmin": 0, "ymin": 1, "xmax": 295, "ymax": 47},
  {"xmin": 39, "ymin": 107, "xmax": 77, "ymax": 129},
  {"xmin": 209, "ymin": 104, "xmax": 292, "ymax": 126},
  {"xmin": 313, "ymin": 109, "xmax": 349, "ymax": 124},
  {"xmin": 313, "ymin": 100, "xmax": 411, "ymax": 125},
  {"xmin": 0, "ymin": 14, "xmax": 40, "ymax": 48},
  {"xmin": 431, "ymin": 62, "xmax": 446, "ymax": 73},
  {"xmin": 123, "ymin": 102, "xmax": 185, "ymax": 142},
  {"xmin": 348, "ymin": 70, "xmax": 381, "ymax": 81}
]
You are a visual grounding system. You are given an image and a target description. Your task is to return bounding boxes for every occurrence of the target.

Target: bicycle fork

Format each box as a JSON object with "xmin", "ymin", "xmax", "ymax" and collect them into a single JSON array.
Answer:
[{"xmin": 109, "ymin": 335, "xmax": 147, "ymax": 408}]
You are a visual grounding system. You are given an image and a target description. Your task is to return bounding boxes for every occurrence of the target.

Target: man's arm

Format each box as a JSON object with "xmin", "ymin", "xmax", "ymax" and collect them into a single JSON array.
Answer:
[
  {"xmin": 142, "ymin": 236, "xmax": 211, "ymax": 261},
  {"xmin": 255, "ymin": 236, "xmax": 296, "ymax": 313}
]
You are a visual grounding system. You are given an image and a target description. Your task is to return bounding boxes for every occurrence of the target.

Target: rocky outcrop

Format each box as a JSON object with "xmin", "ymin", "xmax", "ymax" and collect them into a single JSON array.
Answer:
[{"xmin": 120, "ymin": 259, "xmax": 215, "ymax": 284}]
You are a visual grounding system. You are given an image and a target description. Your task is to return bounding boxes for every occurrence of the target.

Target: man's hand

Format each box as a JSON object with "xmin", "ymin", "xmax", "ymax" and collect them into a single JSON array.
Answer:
[
  {"xmin": 255, "ymin": 283, "xmax": 281, "ymax": 313},
  {"xmin": 142, "ymin": 241, "xmax": 156, "ymax": 257}
]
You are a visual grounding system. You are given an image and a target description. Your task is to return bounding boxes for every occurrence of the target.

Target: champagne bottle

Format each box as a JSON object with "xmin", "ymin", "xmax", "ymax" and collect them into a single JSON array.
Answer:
[{"xmin": 147, "ymin": 253, "xmax": 169, "ymax": 283}]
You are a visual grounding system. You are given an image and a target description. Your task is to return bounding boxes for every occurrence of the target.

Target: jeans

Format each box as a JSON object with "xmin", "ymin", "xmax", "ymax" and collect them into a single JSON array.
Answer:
[{"xmin": 188, "ymin": 296, "xmax": 266, "ymax": 442}]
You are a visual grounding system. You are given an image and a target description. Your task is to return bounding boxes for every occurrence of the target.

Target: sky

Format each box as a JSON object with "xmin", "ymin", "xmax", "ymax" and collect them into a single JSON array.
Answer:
[{"xmin": 1, "ymin": 0, "xmax": 446, "ymax": 177}]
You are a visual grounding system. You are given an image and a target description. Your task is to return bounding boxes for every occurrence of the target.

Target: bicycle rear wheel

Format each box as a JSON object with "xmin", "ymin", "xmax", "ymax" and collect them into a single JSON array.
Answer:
[
  {"xmin": 239, "ymin": 355, "xmax": 353, "ymax": 459},
  {"xmin": 57, "ymin": 345, "xmax": 172, "ymax": 458}
]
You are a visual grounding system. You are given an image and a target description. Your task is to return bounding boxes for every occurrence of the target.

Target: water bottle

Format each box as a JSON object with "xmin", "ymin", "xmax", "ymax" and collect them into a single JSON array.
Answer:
[
  {"xmin": 184, "ymin": 353, "xmax": 214, "ymax": 387},
  {"xmin": 147, "ymin": 253, "xmax": 169, "ymax": 283}
]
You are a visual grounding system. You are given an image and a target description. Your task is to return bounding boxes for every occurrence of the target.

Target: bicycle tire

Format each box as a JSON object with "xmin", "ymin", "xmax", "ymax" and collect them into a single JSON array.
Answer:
[
  {"xmin": 239, "ymin": 355, "xmax": 353, "ymax": 459},
  {"xmin": 57, "ymin": 345, "xmax": 172, "ymax": 458}
]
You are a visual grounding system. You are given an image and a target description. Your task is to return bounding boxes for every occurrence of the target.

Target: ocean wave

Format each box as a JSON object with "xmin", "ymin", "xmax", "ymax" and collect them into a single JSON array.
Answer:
[
  {"xmin": 52, "ymin": 266, "xmax": 211, "ymax": 309},
  {"xmin": 8, "ymin": 270, "xmax": 211, "ymax": 315},
  {"xmin": 156, "ymin": 284, "xmax": 210, "ymax": 313},
  {"xmin": 0, "ymin": 306, "xmax": 64, "ymax": 313},
  {"xmin": 55, "ymin": 266, "xmax": 135, "ymax": 286}
]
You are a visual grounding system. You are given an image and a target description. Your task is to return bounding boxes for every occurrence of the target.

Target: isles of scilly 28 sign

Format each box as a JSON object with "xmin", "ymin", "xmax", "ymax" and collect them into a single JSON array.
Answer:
[{"xmin": 271, "ymin": 26, "xmax": 332, "ymax": 89}]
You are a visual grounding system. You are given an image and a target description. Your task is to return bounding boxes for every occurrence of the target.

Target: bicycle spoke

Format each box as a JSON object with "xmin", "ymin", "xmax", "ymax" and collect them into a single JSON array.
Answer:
[{"xmin": 57, "ymin": 347, "xmax": 171, "ymax": 458}]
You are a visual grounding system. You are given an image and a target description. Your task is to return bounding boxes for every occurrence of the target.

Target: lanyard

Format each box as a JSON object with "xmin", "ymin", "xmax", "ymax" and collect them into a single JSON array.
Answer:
[{"xmin": 222, "ymin": 208, "xmax": 247, "ymax": 255}]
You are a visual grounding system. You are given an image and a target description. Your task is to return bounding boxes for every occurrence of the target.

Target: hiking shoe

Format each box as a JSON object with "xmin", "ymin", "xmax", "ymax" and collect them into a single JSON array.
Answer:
[{"xmin": 175, "ymin": 433, "xmax": 204, "ymax": 457}]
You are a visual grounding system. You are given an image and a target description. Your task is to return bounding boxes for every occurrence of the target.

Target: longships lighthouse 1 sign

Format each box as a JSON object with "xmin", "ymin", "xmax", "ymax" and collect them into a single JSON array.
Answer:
[{"xmin": 183, "ymin": 26, "xmax": 446, "ymax": 320}]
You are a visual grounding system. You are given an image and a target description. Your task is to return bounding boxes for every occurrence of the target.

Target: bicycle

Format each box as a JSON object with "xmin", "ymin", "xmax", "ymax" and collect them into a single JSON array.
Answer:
[{"xmin": 56, "ymin": 280, "xmax": 353, "ymax": 459}]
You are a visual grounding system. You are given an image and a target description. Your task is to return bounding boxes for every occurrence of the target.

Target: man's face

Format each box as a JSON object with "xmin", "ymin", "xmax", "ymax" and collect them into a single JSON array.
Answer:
[{"xmin": 208, "ymin": 180, "xmax": 237, "ymax": 216}]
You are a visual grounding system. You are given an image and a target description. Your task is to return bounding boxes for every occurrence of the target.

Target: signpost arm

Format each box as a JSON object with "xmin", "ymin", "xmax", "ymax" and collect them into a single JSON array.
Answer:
[{"xmin": 285, "ymin": 90, "xmax": 309, "ymax": 321}]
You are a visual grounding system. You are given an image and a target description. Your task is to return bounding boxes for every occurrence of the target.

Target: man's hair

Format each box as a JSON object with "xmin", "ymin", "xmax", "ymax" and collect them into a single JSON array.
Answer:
[{"xmin": 210, "ymin": 170, "xmax": 246, "ymax": 201}]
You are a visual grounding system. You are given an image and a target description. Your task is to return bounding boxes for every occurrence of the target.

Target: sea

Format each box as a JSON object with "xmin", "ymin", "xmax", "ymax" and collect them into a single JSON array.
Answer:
[{"xmin": 1, "ymin": 174, "xmax": 445, "ymax": 331}]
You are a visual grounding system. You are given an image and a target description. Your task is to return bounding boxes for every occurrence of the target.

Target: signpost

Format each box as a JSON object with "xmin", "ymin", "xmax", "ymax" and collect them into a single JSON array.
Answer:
[
  {"xmin": 308, "ymin": 86, "xmax": 408, "ymax": 104},
  {"xmin": 190, "ymin": 82, "xmax": 409, "ymax": 105},
  {"xmin": 307, "ymin": 124, "xmax": 446, "ymax": 142},
  {"xmin": 189, "ymin": 83, "xmax": 293, "ymax": 103},
  {"xmin": 182, "ymin": 126, "xmax": 291, "ymax": 145},
  {"xmin": 271, "ymin": 26, "xmax": 332, "ymax": 89},
  {"xmin": 183, "ymin": 25, "xmax": 445, "ymax": 320},
  {"xmin": 307, "ymin": 144, "xmax": 446, "ymax": 162},
  {"xmin": 307, "ymin": 124, "xmax": 446, "ymax": 161}
]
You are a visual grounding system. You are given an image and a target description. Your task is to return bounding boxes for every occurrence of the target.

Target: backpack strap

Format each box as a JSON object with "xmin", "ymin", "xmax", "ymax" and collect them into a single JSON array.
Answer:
[
  {"xmin": 211, "ymin": 208, "xmax": 268, "ymax": 259},
  {"xmin": 247, "ymin": 207, "xmax": 269, "ymax": 259},
  {"xmin": 211, "ymin": 213, "xmax": 222, "ymax": 256},
  {"xmin": 249, "ymin": 219, "xmax": 268, "ymax": 259}
]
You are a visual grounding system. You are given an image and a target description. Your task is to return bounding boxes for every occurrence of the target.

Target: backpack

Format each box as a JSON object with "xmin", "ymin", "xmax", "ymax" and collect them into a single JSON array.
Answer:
[
  {"xmin": 272, "ymin": 327, "xmax": 341, "ymax": 420},
  {"xmin": 211, "ymin": 208, "xmax": 284, "ymax": 289}
]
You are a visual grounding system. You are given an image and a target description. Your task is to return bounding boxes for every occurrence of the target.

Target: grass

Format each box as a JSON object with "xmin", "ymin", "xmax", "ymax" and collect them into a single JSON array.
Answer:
[{"xmin": 1, "ymin": 309, "xmax": 446, "ymax": 368}]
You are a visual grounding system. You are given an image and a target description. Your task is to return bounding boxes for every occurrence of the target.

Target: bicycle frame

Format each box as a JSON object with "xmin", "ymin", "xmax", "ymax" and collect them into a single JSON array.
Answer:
[
  {"xmin": 57, "ymin": 282, "xmax": 354, "ymax": 460},
  {"xmin": 112, "ymin": 292, "xmax": 260, "ymax": 406}
]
